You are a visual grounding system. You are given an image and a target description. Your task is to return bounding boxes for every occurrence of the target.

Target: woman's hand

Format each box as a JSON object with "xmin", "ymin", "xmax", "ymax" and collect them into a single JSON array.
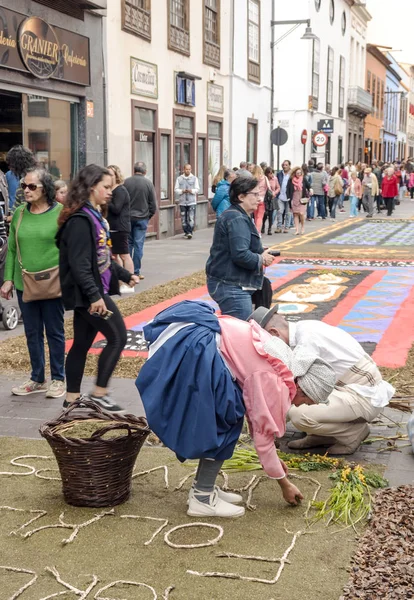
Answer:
[
  {"xmin": 128, "ymin": 275, "xmax": 140, "ymax": 288},
  {"xmin": 0, "ymin": 281, "xmax": 13, "ymax": 300},
  {"xmin": 262, "ymin": 250, "xmax": 275, "ymax": 267},
  {"xmin": 89, "ymin": 298, "xmax": 107, "ymax": 315},
  {"xmin": 278, "ymin": 477, "xmax": 304, "ymax": 506}
]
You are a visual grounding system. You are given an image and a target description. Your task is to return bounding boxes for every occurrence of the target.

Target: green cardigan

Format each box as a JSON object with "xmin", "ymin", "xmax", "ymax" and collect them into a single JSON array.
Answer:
[{"xmin": 4, "ymin": 203, "xmax": 63, "ymax": 292}]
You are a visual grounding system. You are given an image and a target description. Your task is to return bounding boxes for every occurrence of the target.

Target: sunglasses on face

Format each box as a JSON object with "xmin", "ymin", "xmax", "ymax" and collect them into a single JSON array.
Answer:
[{"xmin": 21, "ymin": 183, "xmax": 43, "ymax": 191}]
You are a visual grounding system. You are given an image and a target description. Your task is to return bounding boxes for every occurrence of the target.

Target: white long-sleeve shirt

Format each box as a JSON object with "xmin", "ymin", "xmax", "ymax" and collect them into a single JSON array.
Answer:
[{"xmin": 288, "ymin": 321, "xmax": 394, "ymax": 407}]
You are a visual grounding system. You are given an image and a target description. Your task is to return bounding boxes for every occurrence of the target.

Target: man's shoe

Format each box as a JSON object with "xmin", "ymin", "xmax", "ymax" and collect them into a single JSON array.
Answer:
[
  {"xmin": 138, "ymin": 274, "xmax": 145, "ymax": 280},
  {"xmin": 46, "ymin": 380, "xmax": 66, "ymax": 399},
  {"xmin": 326, "ymin": 424, "xmax": 370, "ymax": 455},
  {"xmin": 288, "ymin": 435, "xmax": 337, "ymax": 450},
  {"xmin": 188, "ymin": 486, "xmax": 243, "ymax": 505},
  {"xmin": 187, "ymin": 233, "xmax": 193, "ymax": 239},
  {"xmin": 11, "ymin": 379, "xmax": 47, "ymax": 396},
  {"xmin": 275, "ymin": 228, "xmax": 282, "ymax": 233},
  {"xmin": 88, "ymin": 394, "xmax": 126, "ymax": 415},
  {"xmin": 187, "ymin": 489, "xmax": 245, "ymax": 518}
]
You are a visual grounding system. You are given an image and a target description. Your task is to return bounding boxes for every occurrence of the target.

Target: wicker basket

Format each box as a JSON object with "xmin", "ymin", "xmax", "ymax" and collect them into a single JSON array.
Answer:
[{"xmin": 40, "ymin": 399, "xmax": 151, "ymax": 507}]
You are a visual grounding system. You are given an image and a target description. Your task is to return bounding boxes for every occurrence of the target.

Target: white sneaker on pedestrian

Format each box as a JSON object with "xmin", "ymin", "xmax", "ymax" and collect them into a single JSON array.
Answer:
[
  {"xmin": 120, "ymin": 284, "xmax": 135, "ymax": 294},
  {"xmin": 187, "ymin": 489, "xmax": 245, "ymax": 518},
  {"xmin": 46, "ymin": 380, "xmax": 66, "ymax": 399},
  {"xmin": 188, "ymin": 486, "xmax": 243, "ymax": 505},
  {"xmin": 11, "ymin": 379, "xmax": 47, "ymax": 396}
]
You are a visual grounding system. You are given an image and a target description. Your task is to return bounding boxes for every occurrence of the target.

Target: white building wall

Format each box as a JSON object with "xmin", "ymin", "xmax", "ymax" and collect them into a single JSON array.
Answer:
[
  {"xmin": 350, "ymin": 6, "xmax": 368, "ymax": 88},
  {"xmin": 105, "ymin": 0, "xmax": 231, "ymax": 179},
  {"xmin": 229, "ymin": 0, "xmax": 272, "ymax": 167},
  {"xmin": 272, "ymin": 0, "xmax": 351, "ymax": 167}
]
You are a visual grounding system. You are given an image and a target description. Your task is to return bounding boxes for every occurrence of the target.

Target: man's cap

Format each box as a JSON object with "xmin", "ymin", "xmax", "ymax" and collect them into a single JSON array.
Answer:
[{"xmin": 248, "ymin": 304, "xmax": 279, "ymax": 328}]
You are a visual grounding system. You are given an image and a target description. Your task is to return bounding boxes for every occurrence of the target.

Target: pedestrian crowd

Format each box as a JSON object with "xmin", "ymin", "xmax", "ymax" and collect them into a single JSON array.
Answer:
[{"xmin": 0, "ymin": 144, "xmax": 159, "ymax": 414}]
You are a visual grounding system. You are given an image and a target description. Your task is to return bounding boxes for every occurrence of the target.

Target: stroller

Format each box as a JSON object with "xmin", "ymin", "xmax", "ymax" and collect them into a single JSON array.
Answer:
[{"xmin": 0, "ymin": 238, "xmax": 19, "ymax": 330}]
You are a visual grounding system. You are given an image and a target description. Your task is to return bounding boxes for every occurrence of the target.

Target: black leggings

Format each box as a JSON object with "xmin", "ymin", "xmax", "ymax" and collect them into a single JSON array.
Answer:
[{"xmin": 66, "ymin": 295, "xmax": 127, "ymax": 393}]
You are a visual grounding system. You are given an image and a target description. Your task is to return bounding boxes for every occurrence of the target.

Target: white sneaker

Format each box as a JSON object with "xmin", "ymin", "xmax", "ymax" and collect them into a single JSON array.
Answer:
[
  {"xmin": 11, "ymin": 379, "xmax": 47, "ymax": 396},
  {"xmin": 46, "ymin": 380, "xmax": 66, "ymax": 398},
  {"xmin": 120, "ymin": 284, "xmax": 135, "ymax": 294},
  {"xmin": 187, "ymin": 489, "xmax": 245, "ymax": 518},
  {"xmin": 188, "ymin": 486, "xmax": 243, "ymax": 505}
]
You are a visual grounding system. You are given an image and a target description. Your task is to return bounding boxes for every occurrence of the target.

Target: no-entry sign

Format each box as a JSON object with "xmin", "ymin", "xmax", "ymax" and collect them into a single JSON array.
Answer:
[
  {"xmin": 313, "ymin": 131, "xmax": 328, "ymax": 147},
  {"xmin": 301, "ymin": 129, "xmax": 308, "ymax": 144}
]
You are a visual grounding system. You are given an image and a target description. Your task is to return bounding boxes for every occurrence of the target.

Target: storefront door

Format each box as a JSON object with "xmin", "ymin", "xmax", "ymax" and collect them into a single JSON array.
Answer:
[{"xmin": 174, "ymin": 139, "xmax": 192, "ymax": 181}]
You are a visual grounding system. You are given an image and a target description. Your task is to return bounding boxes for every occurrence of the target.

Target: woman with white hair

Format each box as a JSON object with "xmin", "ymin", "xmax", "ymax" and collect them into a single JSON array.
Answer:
[
  {"xmin": 381, "ymin": 167, "xmax": 398, "ymax": 217},
  {"xmin": 136, "ymin": 300, "xmax": 336, "ymax": 519}
]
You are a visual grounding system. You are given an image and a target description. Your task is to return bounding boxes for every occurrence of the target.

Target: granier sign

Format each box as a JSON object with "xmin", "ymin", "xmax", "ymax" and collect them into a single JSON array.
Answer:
[{"xmin": 18, "ymin": 17, "xmax": 60, "ymax": 79}]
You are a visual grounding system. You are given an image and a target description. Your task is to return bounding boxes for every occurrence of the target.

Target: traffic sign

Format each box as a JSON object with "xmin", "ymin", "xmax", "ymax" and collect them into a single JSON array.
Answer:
[
  {"xmin": 270, "ymin": 127, "xmax": 288, "ymax": 146},
  {"xmin": 317, "ymin": 119, "xmax": 334, "ymax": 133},
  {"xmin": 301, "ymin": 129, "xmax": 308, "ymax": 144},
  {"xmin": 313, "ymin": 131, "xmax": 328, "ymax": 147}
]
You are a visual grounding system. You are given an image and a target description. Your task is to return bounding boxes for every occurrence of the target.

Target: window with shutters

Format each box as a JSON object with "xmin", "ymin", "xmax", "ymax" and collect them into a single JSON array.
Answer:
[
  {"xmin": 122, "ymin": 0, "xmax": 151, "ymax": 40},
  {"xmin": 311, "ymin": 38, "xmax": 320, "ymax": 111},
  {"xmin": 248, "ymin": 0, "xmax": 260, "ymax": 84},
  {"xmin": 204, "ymin": 0, "xmax": 220, "ymax": 68},
  {"xmin": 338, "ymin": 56, "xmax": 345, "ymax": 118},
  {"xmin": 326, "ymin": 46, "xmax": 334, "ymax": 114},
  {"xmin": 372, "ymin": 75, "xmax": 376, "ymax": 116},
  {"xmin": 168, "ymin": 0, "xmax": 190, "ymax": 55},
  {"xmin": 367, "ymin": 70, "xmax": 371, "ymax": 94}
]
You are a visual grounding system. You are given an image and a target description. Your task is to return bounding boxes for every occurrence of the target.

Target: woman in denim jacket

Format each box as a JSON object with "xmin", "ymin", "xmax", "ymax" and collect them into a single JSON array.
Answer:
[{"xmin": 206, "ymin": 177, "xmax": 275, "ymax": 320}]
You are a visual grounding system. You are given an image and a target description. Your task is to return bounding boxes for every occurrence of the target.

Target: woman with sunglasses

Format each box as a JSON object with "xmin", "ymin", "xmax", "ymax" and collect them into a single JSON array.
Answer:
[
  {"xmin": 0, "ymin": 169, "xmax": 66, "ymax": 398},
  {"xmin": 206, "ymin": 177, "xmax": 275, "ymax": 320}
]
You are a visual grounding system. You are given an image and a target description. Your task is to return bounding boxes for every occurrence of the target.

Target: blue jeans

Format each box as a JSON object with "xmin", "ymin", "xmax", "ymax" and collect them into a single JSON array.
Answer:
[
  {"xmin": 315, "ymin": 195, "xmax": 326, "ymax": 218},
  {"xmin": 306, "ymin": 197, "xmax": 315, "ymax": 219},
  {"xmin": 180, "ymin": 205, "xmax": 196, "ymax": 235},
  {"xmin": 207, "ymin": 279, "xmax": 254, "ymax": 321},
  {"xmin": 329, "ymin": 195, "xmax": 340, "ymax": 219},
  {"xmin": 129, "ymin": 218, "xmax": 148, "ymax": 275},
  {"xmin": 17, "ymin": 291, "xmax": 65, "ymax": 383},
  {"xmin": 350, "ymin": 195, "xmax": 358, "ymax": 217},
  {"xmin": 277, "ymin": 200, "xmax": 290, "ymax": 229}
]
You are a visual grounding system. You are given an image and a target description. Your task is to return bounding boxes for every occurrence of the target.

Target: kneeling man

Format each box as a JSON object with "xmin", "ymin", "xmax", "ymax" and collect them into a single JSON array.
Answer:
[{"xmin": 250, "ymin": 306, "xmax": 395, "ymax": 455}]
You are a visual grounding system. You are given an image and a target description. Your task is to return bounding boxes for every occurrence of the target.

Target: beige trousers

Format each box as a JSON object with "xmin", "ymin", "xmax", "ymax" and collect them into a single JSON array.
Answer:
[{"xmin": 288, "ymin": 386, "xmax": 382, "ymax": 445}]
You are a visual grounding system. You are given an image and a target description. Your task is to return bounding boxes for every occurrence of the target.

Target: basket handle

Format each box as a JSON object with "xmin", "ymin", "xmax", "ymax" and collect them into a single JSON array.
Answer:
[
  {"xmin": 61, "ymin": 398, "xmax": 110, "ymax": 419},
  {"xmin": 90, "ymin": 423, "xmax": 141, "ymax": 438}
]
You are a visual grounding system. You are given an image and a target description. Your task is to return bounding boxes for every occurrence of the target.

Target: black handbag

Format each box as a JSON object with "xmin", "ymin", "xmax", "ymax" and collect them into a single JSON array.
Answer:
[{"xmin": 252, "ymin": 276, "xmax": 273, "ymax": 309}]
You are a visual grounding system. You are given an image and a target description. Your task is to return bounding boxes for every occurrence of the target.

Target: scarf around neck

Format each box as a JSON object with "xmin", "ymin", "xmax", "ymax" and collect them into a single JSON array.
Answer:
[{"xmin": 292, "ymin": 175, "xmax": 303, "ymax": 191}]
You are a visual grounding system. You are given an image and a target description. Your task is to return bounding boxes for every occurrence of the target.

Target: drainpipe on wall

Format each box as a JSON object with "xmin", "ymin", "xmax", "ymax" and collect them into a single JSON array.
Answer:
[
  {"xmin": 101, "ymin": 14, "xmax": 108, "ymax": 166},
  {"xmin": 270, "ymin": 0, "xmax": 275, "ymax": 166},
  {"xmin": 229, "ymin": 0, "xmax": 235, "ymax": 166}
]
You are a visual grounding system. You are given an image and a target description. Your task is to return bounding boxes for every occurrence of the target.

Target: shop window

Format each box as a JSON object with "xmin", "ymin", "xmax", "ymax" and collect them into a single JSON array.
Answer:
[
  {"xmin": 204, "ymin": 0, "xmax": 220, "ymax": 68},
  {"xmin": 208, "ymin": 119, "xmax": 222, "ymax": 197},
  {"xmin": 338, "ymin": 56, "xmax": 345, "ymax": 118},
  {"xmin": 27, "ymin": 95, "xmax": 49, "ymax": 118},
  {"xmin": 248, "ymin": 0, "xmax": 260, "ymax": 84},
  {"xmin": 22, "ymin": 94, "xmax": 76, "ymax": 181},
  {"xmin": 337, "ymin": 136, "xmax": 343, "ymax": 164},
  {"xmin": 326, "ymin": 46, "xmax": 334, "ymax": 115},
  {"xmin": 122, "ymin": 0, "xmax": 151, "ymax": 41},
  {"xmin": 175, "ymin": 115, "xmax": 193, "ymax": 136},
  {"xmin": 168, "ymin": 0, "xmax": 190, "ymax": 55},
  {"xmin": 197, "ymin": 136, "xmax": 206, "ymax": 196},
  {"xmin": 133, "ymin": 105, "xmax": 156, "ymax": 182},
  {"xmin": 247, "ymin": 119, "xmax": 257, "ymax": 164},
  {"xmin": 160, "ymin": 133, "xmax": 170, "ymax": 201},
  {"xmin": 311, "ymin": 38, "xmax": 320, "ymax": 111}
]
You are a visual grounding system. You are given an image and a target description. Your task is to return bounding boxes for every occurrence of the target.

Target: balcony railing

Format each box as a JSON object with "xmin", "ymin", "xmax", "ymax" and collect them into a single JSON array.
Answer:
[
  {"xmin": 169, "ymin": 24, "xmax": 190, "ymax": 55},
  {"xmin": 122, "ymin": 1, "xmax": 151, "ymax": 40},
  {"xmin": 348, "ymin": 86, "xmax": 372, "ymax": 116}
]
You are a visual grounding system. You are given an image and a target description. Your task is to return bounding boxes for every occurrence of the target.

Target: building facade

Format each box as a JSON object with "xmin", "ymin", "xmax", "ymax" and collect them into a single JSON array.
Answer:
[
  {"xmin": 346, "ymin": 0, "xmax": 372, "ymax": 163},
  {"xmin": 271, "ymin": 0, "xmax": 352, "ymax": 168},
  {"xmin": 383, "ymin": 51, "xmax": 402, "ymax": 162},
  {"xmin": 105, "ymin": 0, "xmax": 231, "ymax": 239},
  {"xmin": 229, "ymin": 0, "xmax": 272, "ymax": 168},
  {"xmin": 400, "ymin": 64, "xmax": 414, "ymax": 158},
  {"xmin": 364, "ymin": 44, "xmax": 388, "ymax": 163},
  {"xmin": 0, "ymin": 0, "xmax": 106, "ymax": 178}
]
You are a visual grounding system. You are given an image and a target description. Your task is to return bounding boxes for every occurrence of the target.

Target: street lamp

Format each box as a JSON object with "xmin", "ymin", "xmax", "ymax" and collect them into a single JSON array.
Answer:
[{"xmin": 270, "ymin": 18, "xmax": 317, "ymax": 164}]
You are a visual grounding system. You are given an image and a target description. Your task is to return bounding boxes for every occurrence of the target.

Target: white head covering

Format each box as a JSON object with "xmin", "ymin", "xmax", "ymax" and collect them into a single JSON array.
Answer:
[{"xmin": 263, "ymin": 338, "xmax": 335, "ymax": 404}]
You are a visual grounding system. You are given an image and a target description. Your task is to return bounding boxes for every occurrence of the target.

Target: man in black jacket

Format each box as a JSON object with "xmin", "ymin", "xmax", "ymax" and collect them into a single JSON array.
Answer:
[{"xmin": 124, "ymin": 162, "xmax": 157, "ymax": 279}]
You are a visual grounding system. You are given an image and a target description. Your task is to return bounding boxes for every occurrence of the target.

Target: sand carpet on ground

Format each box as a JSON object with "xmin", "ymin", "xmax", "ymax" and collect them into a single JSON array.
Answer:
[{"xmin": 0, "ymin": 437, "xmax": 357, "ymax": 600}]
